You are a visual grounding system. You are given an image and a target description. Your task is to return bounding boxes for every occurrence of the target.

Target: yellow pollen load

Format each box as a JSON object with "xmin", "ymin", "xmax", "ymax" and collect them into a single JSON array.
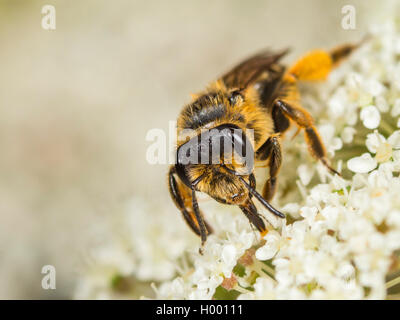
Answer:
[{"xmin": 288, "ymin": 50, "xmax": 333, "ymax": 81}]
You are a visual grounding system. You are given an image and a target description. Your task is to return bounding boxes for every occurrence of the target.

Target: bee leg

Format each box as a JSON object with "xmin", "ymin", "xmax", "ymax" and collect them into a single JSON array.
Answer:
[
  {"xmin": 272, "ymin": 102, "xmax": 291, "ymax": 134},
  {"xmin": 168, "ymin": 167, "xmax": 213, "ymax": 242},
  {"xmin": 274, "ymin": 100, "xmax": 339, "ymax": 175},
  {"xmin": 239, "ymin": 199, "xmax": 267, "ymax": 237},
  {"xmin": 330, "ymin": 41, "xmax": 366, "ymax": 67},
  {"xmin": 191, "ymin": 189, "xmax": 208, "ymax": 253},
  {"xmin": 256, "ymin": 135, "xmax": 282, "ymax": 201},
  {"xmin": 287, "ymin": 43, "xmax": 359, "ymax": 81}
]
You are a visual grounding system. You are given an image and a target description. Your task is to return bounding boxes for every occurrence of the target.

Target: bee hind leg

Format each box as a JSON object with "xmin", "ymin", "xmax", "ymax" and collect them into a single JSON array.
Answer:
[
  {"xmin": 274, "ymin": 100, "xmax": 339, "ymax": 175},
  {"xmin": 168, "ymin": 167, "xmax": 213, "ymax": 252},
  {"xmin": 287, "ymin": 43, "xmax": 359, "ymax": 81}
]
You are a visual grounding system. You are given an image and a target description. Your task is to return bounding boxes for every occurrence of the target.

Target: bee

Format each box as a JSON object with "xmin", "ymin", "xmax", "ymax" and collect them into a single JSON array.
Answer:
[{"xmin": 168, "ymin": 42, "xmax": 360, "ymax": 251}]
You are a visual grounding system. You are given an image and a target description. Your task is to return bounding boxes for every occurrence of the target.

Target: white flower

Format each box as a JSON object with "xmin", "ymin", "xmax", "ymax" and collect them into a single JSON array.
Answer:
[
  {"xmin": 363, "ymin": 79, "xmax": 386, "ymax": 97},
  {"xmin": 360, "ymin": 105, "xmax": 381, "ymax": 129},
  {"xmin": 347, "ymin": 153, "xmax": 377, "ymax": 173},
  {"xmin": 336, "ymin": 262, "xmax": 356, "ymax": 280},
  {"xmin": 391, "ymin": 99, "xmax": 400, "ymax": 117},
  {"xmin": 375, "ymin": 96, "xmax": 389, "ymax": 113},
  {"xmin": 297, "ymin": 164, "xmax": 314, "ymax": 186},
  {"xmin": 366, "ymin": 130, "xmax": 400, "ymax": 163},
  {"xmin": 319, "ymin": 123, "xmax": 343, "ymax": 155},
  {"xmin": 341, "ymin": 127, "xmax": 357, "ymax": 144},
  {"xmin": 221, "ymin": 245, "xmax": 237, "ymax": 274},
  {"xmin": 74, "ymin": 241, "xmax": 136, "ymax": 300},
  {"xmin": 366, "ymin": 130, "xmax": 387, "ymax": 153},
  {"xmin": 238, "ymin": 277, "xmax": 276, "ymax": 300},
  {"xmin": 255, "ymin": 231, "xmax": 281, "ymax": 260},
  {"xmin": 281, "ymin": 203, "xmax": 301, "ymax": 219},
  {"xmin": 388, "ymin": 131, "xmax": 400, "ymax": 149}
]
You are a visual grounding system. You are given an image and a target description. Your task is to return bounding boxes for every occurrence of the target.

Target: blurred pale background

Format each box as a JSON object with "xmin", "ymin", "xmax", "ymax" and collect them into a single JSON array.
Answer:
[{"xmin": 0, "ymin": 0, "xmax": 383, "ymax": 298}]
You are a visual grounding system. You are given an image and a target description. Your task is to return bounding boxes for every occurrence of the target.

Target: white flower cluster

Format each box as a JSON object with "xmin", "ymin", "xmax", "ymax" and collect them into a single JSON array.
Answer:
[
  {"xmin": 155, "ymin": 204, "xmax": 260, "ymax": 300},
  {"xmin": 75, "ymin": 20, "xmax": 400, "ymax": 300},
  {"xmin": 245, "ymin": 170, "xmax": 400, "ymax": 299},
  {"xmin": 74, "ymin": 198, "xmax": 198, "ymax": 299}
]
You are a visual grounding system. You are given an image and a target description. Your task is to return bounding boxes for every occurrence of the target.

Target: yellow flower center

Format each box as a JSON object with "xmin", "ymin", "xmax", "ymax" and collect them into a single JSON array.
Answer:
[{"xmin": 375, "ymin": 142, "xmax": 392, "ymax": 163}]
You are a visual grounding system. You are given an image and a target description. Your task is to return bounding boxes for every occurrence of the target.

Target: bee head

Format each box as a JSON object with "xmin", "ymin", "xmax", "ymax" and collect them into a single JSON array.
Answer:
[{"xmin": 175, "ymin": 124, "xmax": 254, "ymax": 205}]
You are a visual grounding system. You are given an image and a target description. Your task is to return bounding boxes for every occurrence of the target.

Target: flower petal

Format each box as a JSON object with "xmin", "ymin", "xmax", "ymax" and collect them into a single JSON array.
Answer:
[
  {"xmin": 360, "ymin": 105, "xmax": 381, "ymax": 129},
  {"xmin": 347, "ymin": 153, "xmax": 377, "ymax": 173}
]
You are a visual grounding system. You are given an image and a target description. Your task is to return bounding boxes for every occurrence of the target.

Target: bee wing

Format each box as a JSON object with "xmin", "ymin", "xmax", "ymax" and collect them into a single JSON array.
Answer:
[{"xmin": 221, "ymin": 48, "xmax": 290, "ymax": 90}]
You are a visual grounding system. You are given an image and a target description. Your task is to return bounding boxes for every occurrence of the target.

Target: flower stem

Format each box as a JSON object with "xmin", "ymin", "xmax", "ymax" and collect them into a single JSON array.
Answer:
[
  {"xmin": 353, "ymin": 137, "xmax": 367, "ymax": 147},
  {"xmin": 380, "ymin": 119, "xmax": 395, "ymax": 136},
  {"xmin": 251, "ymin": 259, "xmax": 276, "ymax": 282},
  {"xmin": 386, "ymin": 275, "xmax": 400, "ymax": 289},
  {"xmin": 261, "ymin": 262, "xmax": 276, "ymax": 277},
  {"xmin": 233, "ymin": 284, "xmax": 252, "ymax": 294}
]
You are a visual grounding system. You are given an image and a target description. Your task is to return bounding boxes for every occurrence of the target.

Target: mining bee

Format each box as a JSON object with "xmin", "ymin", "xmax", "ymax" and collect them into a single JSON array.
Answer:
[{"xmin": 168, "ymin": 42, "xmax": 360, "ymax": 251}]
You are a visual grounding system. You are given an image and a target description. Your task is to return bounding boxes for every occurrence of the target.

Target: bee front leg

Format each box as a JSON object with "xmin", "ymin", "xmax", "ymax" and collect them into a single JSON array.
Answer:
[
  {"xmin": 168, "ymin": 166, "xmax": 212, "ymax": 251},
  {"xmin": 256, "ymin": 135, "xmax": 282, "ymax": 201},
  {"xmin": 191, "ymin": 189, "xmax": 208, "ymax": 253},
  {"xmin": 239, "ymin": 199, "xmax": 267, "ymax": 237}
]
